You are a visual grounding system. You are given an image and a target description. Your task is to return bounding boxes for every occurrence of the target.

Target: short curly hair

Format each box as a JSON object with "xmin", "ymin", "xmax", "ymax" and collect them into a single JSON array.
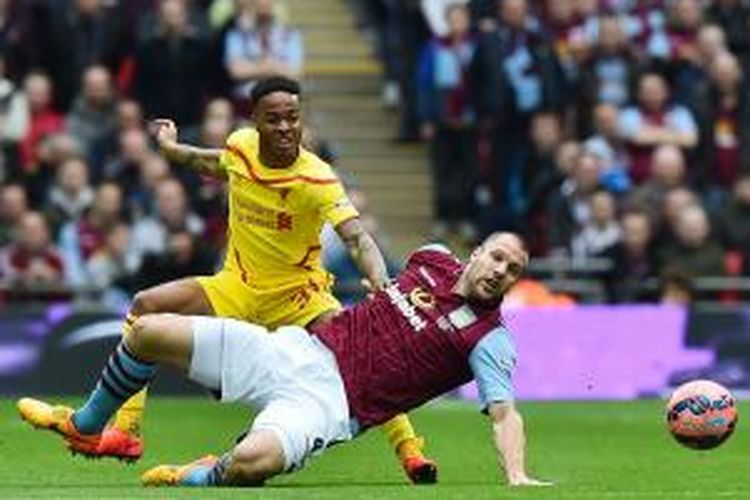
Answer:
[{"xmin": 250, "ymin": 76, "xmax": 301, "ymax": 111}]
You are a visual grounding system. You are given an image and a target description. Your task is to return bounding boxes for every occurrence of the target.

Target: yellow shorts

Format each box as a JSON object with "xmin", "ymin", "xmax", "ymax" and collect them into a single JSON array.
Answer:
[{"xmin": 196, "ymin": 269, "xmax": 341, "ymax": 329}]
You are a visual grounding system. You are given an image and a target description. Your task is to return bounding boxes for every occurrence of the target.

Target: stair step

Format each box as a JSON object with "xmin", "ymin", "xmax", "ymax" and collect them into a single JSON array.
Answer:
[
  {"xmin": 286, "ymin": 0, "xmax": 351, "ymax": 13},
  {"xmin": 309, "ymin": 111, "xmax": 399, "ymax": 128},
  {"xmin": 339, "ymin": 156, "xmax": 427, "ymax": 170},
  {"xmin": 303, "ymin": 28, "xmax": 370, "ymax": 46},
  {"xmin": 382, "ymin": 220, "xmax": 433, "ymax": 236},
  {"xmin": 347, "ymin": 171, "xmax": 432, "ymax": 187},
  {"xmin": 304, "ymin": 60, "xmax": 381, "ymax": 76},
  {"xmin": 294, "ymin": 16, "xmax": 357, "ymax": 29},
  {"xmin": 290, "ymin": 0, "xmax": 432, "ymax": 257},
  {"xmin": 316, "ymin": 123, "xmax": 404, "ymax": 140},
  {"xmin": 307, "ymin": 95, "xmax": 387, "ymax": 111},
  {"xmin": 336, "ymin": 139, "xmax": 427, "ymax": 157},
  {"xmin": 306, "ymin": 76, "xmax": 383, "ymax": 94},
  {"xmin": 307, "ymin": 45, "xmax": 372, "ymax": 59}
]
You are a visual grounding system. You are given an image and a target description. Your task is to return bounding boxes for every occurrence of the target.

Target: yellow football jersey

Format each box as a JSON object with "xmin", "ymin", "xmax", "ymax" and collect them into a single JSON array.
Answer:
[{"xmin": 218, "ymin": 127, "xmax": 358, "ymax": 288}]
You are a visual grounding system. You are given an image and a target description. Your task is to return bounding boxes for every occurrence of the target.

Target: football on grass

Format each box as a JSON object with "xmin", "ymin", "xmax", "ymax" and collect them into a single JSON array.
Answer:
[{"xmin": 666, "ymin": 380, "xmax": 738, "ymax": 450}]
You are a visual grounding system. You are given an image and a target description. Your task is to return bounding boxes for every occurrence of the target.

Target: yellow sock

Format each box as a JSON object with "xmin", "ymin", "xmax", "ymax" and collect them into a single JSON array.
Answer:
[
  {"xmin": 113, "ymin": 313, "xmax": 149, "ymax": 435},
  {"xmin": 381, "ymin": 414, "xmax": 425, "ymax": 461}
]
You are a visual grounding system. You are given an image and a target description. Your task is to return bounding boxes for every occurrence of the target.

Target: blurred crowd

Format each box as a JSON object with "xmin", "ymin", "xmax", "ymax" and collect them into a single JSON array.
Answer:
[
  {"xmin": 6, "ymin": 0, "xmax": 750, "ymax": 307},
  {"xmin": 356, "ymin": 0, "xmax": 750, "ymax": 302},
  {"xmin": 0, "ymin": 0, "xmax": 317, "ymax": 307}
]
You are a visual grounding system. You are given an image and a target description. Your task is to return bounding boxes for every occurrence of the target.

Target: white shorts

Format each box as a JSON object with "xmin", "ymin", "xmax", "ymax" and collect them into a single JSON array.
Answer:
[{"xmin": 187, "ymin": 316, "xmax": 353, "ymax": 472}]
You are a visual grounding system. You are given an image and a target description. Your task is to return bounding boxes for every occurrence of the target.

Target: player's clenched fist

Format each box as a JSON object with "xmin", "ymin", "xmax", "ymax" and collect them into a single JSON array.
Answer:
[{"xmin": 150, "ymin": 119, "xmax": 179, "ymax": 149}]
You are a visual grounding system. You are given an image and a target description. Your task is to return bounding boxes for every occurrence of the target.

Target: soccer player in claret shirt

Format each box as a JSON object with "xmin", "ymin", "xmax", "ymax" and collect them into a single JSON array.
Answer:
[
  {"xmin": 17, "ymin": 233, "xmax": 550, "ymax": 488},
  {"xmin": 18, "ymin": 76, "xmax": 438, "ymax": 483}
]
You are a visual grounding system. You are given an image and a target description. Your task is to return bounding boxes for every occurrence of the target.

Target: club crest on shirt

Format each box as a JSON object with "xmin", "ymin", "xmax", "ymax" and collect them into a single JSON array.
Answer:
[
  {"xmin": 409, "ymin": 287, "xmax": 435, "ymax": 310},
  {"xmin": 334, "ymin": 197, "xmax": 352, "ymax": 209},
  {"xmin": 385, "ymin": 283, "xmax": 427, "ymax": 332},
  {"xmin": 448, "ymin": 305, "xmax": 477, "ymax": 329}
]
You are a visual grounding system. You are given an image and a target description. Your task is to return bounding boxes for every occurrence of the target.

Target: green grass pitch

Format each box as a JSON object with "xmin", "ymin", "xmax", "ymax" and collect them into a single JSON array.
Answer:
[{"xmin": 0, "ymin": 398, "xmax": 747, "ymax": 499}]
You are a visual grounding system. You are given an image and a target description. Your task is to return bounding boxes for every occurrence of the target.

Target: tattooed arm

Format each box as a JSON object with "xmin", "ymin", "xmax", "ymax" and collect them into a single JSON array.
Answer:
[{"xmin": 151, "ymin": 119, "xmax": 228, "ymax": 181}]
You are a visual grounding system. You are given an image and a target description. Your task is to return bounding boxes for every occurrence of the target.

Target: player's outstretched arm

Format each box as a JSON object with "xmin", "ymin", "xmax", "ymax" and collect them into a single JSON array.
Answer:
[
  {"xmin": 151, "ymin": 119, "xmax": 228, "ymax": 180},
  {"xmin": 487, "ymin": 402, "xmax": 552, "ymax": 487},
  {"xmin": 335, "ymin": 217, "xmax": 390, "ymax": 291}
]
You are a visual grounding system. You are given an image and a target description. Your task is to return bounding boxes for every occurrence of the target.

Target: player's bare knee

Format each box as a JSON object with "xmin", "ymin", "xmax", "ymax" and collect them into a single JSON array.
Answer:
[{"xmin": 127, "ymin": 315, "xmax": 159, "ymax": 356}]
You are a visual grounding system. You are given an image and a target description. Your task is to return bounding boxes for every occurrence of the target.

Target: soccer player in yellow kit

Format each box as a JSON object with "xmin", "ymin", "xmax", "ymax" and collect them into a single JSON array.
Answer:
[{"xmin": 93, "ymin": 77, "xmax": 436, "ymax": 483}]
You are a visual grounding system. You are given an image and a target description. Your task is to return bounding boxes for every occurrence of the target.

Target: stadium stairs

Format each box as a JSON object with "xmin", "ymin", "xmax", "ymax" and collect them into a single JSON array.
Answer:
[{"xmin": 286, "ymin": 0, "xmax": 433, "ymax": 259}]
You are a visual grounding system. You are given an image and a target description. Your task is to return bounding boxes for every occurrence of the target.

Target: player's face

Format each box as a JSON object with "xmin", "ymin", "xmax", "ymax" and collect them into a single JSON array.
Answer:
[
  {"xmin": 464, "ymin": 235, "xmax": 528, "ymax": 304},
  {"xmin": 254, "ymin": 91, "xmax": 302, "ymax": 160}
]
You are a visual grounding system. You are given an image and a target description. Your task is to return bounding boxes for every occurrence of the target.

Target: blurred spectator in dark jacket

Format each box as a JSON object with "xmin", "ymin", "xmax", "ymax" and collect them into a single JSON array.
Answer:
[
  {"xmin": 223, "ymin": 0, "xmax": 303, "ymax": 105},
  {"xmin": 0, "ymin": 0, "xmax": 36, "ymax": 79},
  {"xmin": 525, "ymin": 140, "xmax": 579, "ymax": 254},
  {"xmin": 706, "ymin": 0, "xmax": 750, "ymax": 64},
  {"xmin": 417, "ymin": 2, "xmax": 477, "ymax": 241},
  {"xmin": 716, "ymin": 174, "xmax": 750, "ymax": 266},
  {"xmin": 571, "ymin": 189, "xmax": 621, "ymax": 259},
  {"xmin": 602, "ymin": 209, "xmax": 657, "ymax": 303},
  {"xmin": 0, "ymin": 182, "xmax": 27, "ymax": 246},
  {"xmin": 693, "ymin": 52, "xmax": 750, "ymax": 193},
  {"xmin": 656, "ymin": 186, "xmax": 701, "ymax": 250},
  {"xmin": 127, "ymin": 152, "xmax": 170, "ymax": 220},
  {"xmin": 617, "ymin": 72, "xmax": 697, "ymax": 184},
  {"xmin": 66, "ymin": 65, "xmax": 118, "ymax": 161},
  {"xmin": 86, "ymin": 221, "xmax": 136, "ymax": 308},
  {"xmin": 469, "ymin": 0, "xmax": 495, "ymax": 30},
  {"xmin": 627, "ymin": 144, "xmax": 687, "ymax": 221},
  {"xmin": 646, "ymin": 0, "xmax": 702, "ymax": 67},
  {"xmin": 658, "ymin": 204, "xmax": 726, "ymax": 277},
  {"xmin": 577, "ymin": 15, "xmax": 639, "ymax": 133},
  {"xmin": 673, "ymin": 24, "xmax": 730, "ymax": 110},
  {"xmin": 133, "ymin": 0, "xmax": 209, "ymax": 126},
  {"xmin": 102, "ymin": 127, "xmax": 153, "ymax": 202},
  {"xmin": 35, "ymin": 0, "xmax": 128, "ymax": 111},
  {"xmin": 0, "ymin": 211, "xmax": 65, "ymax": 287},
  {"xmin": 59, "ymin": 182, "xmax": 124, "ymax": 287},
  {"xmin": 128, "ymin": 177, "xmax": 205, "ymax": 269},
  {"xmin": 90, "ymin": 98, "xmax": 145, "ymax": 175},
  {"xmin": 132, "ymin": 230, "xmax": 216, "ymax": 291},
  {"xmin": 547, "ymin": 151, "xmax": 602, "ymax": 254},
  {"xmin": 45, "ymin": 157, "xmax": 94, "ymax": 236},
  {"xmin": 525, "ymin": 111, "xmax": 563, "ymax": 216},
  {"xmin": 470, "ymin": 0, "xmax": 564, "ymax": 219},
  {"xmin": 546, "ymin": 0, "xmax": 590, "ymax": 87},
  {"xmin": 22, "ymin": 133, "xmax": 83, "ymax": 210},
  {"xmin": 394, "ymin": 0, "xmax": 432, "ymax": 141},
  {"xmin": 583, "ymin": 103, "xmax": 631, "ymax": 192},
  {"xmin": 626, "ymin": 0, "xmax": 667, "ymax": 49}
]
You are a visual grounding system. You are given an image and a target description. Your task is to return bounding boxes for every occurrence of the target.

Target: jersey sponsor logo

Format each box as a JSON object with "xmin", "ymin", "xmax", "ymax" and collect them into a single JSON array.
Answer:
[
  {"xmin": 232, "ymin": 195, "xmax": 294, "ymax": 231},
  {"xmin": 409, "ymin": 287, "xmax": 436, "ymax": 310},
  {"xmin": 385, "ymin": 283, "xmax": 427, "ymax": 332}
]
